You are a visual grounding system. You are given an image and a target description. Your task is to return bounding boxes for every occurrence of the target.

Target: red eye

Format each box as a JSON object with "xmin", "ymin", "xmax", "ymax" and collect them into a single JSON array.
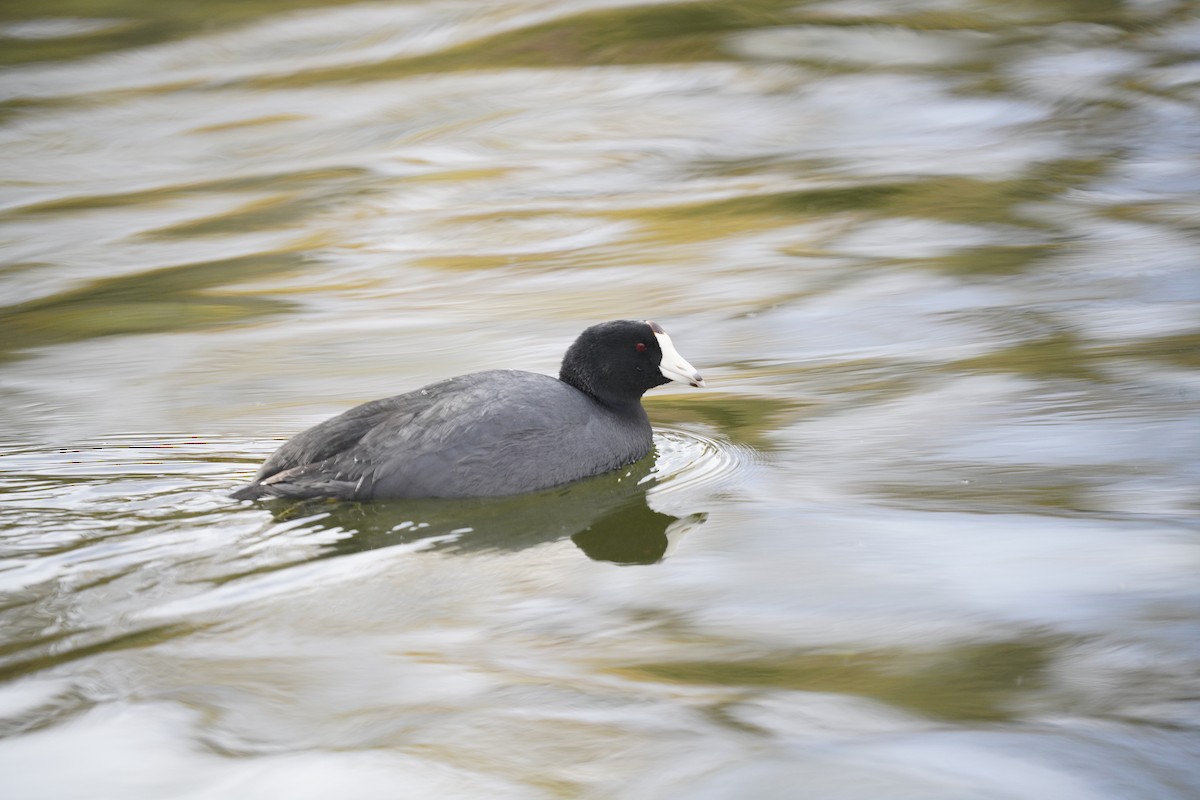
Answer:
[{"xmin": 635, "ymin": 342, "xmax": 647, "ymax": 353}]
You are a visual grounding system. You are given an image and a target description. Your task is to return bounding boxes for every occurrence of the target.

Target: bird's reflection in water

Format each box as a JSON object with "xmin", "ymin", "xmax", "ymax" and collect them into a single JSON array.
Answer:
[{"xmin": 263, "ymin": 454, "xmax": 706, "ymax": 566}]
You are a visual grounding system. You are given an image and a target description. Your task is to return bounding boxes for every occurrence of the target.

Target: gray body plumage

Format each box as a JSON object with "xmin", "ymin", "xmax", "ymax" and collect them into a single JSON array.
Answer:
[{"xmin": 233, "ymin": 370, "xmax": 653, "ymax": 501}]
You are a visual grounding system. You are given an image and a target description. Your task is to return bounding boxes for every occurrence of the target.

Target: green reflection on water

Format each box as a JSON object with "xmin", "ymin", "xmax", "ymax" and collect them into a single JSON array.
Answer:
[
  {"xmin": 0, "ymin": 622, "xmax": 198, "ymax": 683},
  {"xmin": 0, "ymin": 0, "xmax": 1171, "ymax": 74},
  {"xmin": 648, "ymin": 393, "xmax": 799, "ymax": 451},
  {"xmin": 0, "ymin": 0, "xmax": 367, "ymax": 67},
  {"xmin": 1103, "ymin": 331, "xmax": 1200, "ymax": 370},
  {"xmin": 876, "ymin": 162, "xmax": 1105, "ymax": 230},
  {"xmin": 617, "ymin": 639, "xmax": 1054, "ymax": 722},
  {"xmin": 955, "ymin": 331, "xmax": 1102, "ymax": 381},
  {"xmin": 257, "ymin": 0, "xmax": 794, "ymax": 88},
  {"xmin": 6, "ymin": 167, "xmax": 373, "ymax": 217},
  {"xmin": 954, "ymin": 330, "xmax": 1200, "ymax": 380},
  {"xmin": 872, "ymin": 467, "xmax": 1107, "ymax": 514},
  {"xmin": 0, "ymin": 252, "xmax": 302, "ymax": 359},
  {"xmin": 617, "ymin": 160, "xmax": 1103, "ymax": 254},
  {"xmin": 927, "ymin": 244, "xmax": 1058, "ymax": 276},
  {"xmin": 142, "ymin": 195, "xmax": 336, "ymax": 239},
  {"xmin": 633, "ymin": 185, "xmax": 910, "ymax": 242}
]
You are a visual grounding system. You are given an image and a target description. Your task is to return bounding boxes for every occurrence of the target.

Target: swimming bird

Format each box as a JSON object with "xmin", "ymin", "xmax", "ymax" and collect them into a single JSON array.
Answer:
[{"xmin": 231, "ymin": 320, "xmax": 704, "ymax": 500}]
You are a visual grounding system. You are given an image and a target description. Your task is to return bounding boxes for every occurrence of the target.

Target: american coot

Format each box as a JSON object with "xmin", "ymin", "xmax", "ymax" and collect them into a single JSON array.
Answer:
[{"xmin": 232, "ymin": 320, "xmax": 704, "ymax": 501}]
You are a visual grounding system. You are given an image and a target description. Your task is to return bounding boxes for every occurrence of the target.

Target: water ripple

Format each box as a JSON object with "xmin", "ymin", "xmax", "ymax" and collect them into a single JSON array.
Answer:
[{"xmin": 650, "ymin": 427, "xmax": 759, "ymax": 501}]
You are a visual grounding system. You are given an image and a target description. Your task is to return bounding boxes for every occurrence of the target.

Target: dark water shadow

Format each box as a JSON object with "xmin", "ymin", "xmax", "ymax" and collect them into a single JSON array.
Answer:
[{"xmin": 258, "ymin": 455, "xmax": 706, "ymax": 566}]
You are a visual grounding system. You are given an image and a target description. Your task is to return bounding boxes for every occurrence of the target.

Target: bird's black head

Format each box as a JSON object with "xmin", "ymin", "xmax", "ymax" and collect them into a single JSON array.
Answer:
[{"xmin": 559, "ymin": 320, "xmax": 704, "ymax": 408}]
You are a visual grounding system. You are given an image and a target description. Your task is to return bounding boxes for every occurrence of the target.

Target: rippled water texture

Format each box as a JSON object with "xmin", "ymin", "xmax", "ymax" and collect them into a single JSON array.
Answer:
[{"xmin": 2, "ymin": 1, "xmax": 1199, "ymax": 797}]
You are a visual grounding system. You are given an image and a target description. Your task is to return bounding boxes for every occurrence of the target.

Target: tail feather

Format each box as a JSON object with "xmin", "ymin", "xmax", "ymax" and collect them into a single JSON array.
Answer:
[{"xmin": 230, "ymin": 478, "xmax": 362, "ymax": 501}]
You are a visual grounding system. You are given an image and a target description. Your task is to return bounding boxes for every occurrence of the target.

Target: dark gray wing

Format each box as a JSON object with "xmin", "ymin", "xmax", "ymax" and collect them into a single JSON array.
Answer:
[
  {"xmin": 233, "ymin": 370, "xmax": 650, "ymax": 501},
  {"xmin": 253, "ymin": 394, "xmax": 416, "ymax": 482},
  {"xmin": 234, "ymin": 373, "xmax": 481, "ymax": 500}
]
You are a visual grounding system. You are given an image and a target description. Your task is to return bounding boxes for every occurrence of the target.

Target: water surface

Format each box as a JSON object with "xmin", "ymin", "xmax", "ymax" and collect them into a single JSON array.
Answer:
[{"xmin": 1, "ymin": 0, "xmax": 1199, "ymax": 797}]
